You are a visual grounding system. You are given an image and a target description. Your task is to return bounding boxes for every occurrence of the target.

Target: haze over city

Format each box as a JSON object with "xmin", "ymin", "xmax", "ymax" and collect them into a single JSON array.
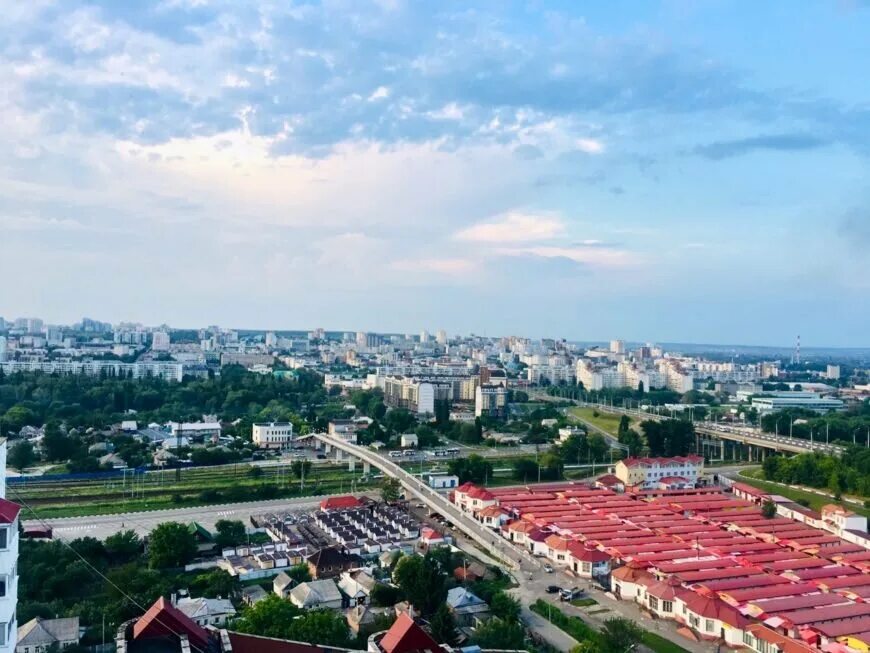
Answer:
[{"xmin": 2, "ymin": 1, "xmax": 869, "ymax": 346}]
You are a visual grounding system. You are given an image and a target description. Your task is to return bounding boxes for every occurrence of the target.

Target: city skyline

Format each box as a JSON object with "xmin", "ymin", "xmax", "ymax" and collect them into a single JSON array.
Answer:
[{"xmin": 2, "ymin": 2, "xmax": 869, "ymax": 345}]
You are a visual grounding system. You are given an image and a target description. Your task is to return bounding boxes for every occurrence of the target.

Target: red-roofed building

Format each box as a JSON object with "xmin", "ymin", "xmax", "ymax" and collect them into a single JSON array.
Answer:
[
  {"xmin": 476, "ymin": 504, "xmax": 511, "ymax": 529},
  {"xmin": 373, "ymin": 612, "xmax": 443, "ymax": 653},
  {"xmin": 129, "ymin": 596, "xmax": 211, "ymax": 652},
  {"xmin": 320, "ymin": 495, "xmax": 362, "ymax": 511},
  {"xmin": 612, "ymin": 560, "xmax": 653, "ymax": 601},
  {"xmin": 615, "ymin": 456, "xmax": 704, "ymax": 490},
  {"xmin": 567, "ymin": 542, "xmax": 611, "ymax": 579},
  {"xmin": 453, "ymin": 484, "xmax": 496, "ymax": 515},
  {"xmin": 676, "ymin": 587, "xmax": 751, "ymax": 645}
]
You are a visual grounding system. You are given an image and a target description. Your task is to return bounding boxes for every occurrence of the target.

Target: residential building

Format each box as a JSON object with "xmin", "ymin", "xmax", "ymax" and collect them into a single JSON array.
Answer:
[
  {"xmin": 445, "ymin": 587, "xmax": 490, "ymax": 626},
  {"xmin": 383, "ymin": 377, "xmax": 446, "ymax": 415},
  {"xmin": 328, "ymin": 419, "xmax": 363, "ymax": 443},
  {"xmin": 475, "ymin": 384, "xmax": 507, "ymax": 419},
  {"xmin": 251, "ymin": 422, "xmax": 294, "ymax": 449},
  {"xmin": 169, "ymin": 421, "xmax": 222, "ymax": 441},
  {"xmin": 0, "ymin": 439, "xmax": 20, "ymax": 653},
  {"xmin": 614, "ymin": 456, "xmax": 704, "ymax": 490},
  {"xmin": 151, "ymin": 330, "xmax": 171, "ymax": 351},
  {"xmin": 272, "ymin": 571, "xmax": 295, "ymax": 598},
  {"xmin": 306, "ymin": 546, "xmax": 360, "ymax": 579},
  {"xmin": 174, "ymin": 595, "xmax": 236, "ymax": 627},
  {"xmin": 289, "ymin": 579, "xmax": 343, "ymax": 610},
  {"xmin": 219, "ymin": 352, "xmax": 275, "ymax": 368},
  {"xmin": 399, "ymin": 433, "xmax": 418, "ymax": 448},
  {"xmin": 368, "ymin": 612, "xmax": 444, "ymax": 653},
  {"xmin": 0, "ymin": 360, "xmax": 183, "ymax": 382},
  {"xmin": 16, "ymin": 617, "xmax": 78, "ymax": 653}
]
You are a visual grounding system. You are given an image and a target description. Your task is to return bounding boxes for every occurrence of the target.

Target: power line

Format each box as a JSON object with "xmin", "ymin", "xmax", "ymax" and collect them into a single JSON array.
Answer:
[{"xmin": 9, "ymin": 487, "xmax": 211, "ymax": 653}]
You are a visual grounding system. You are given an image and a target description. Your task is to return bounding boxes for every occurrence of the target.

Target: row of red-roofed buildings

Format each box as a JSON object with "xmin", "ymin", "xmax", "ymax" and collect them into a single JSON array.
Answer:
[{"xmin": 452, "ymin": 476, "xmax": 870, "ymax": 653}]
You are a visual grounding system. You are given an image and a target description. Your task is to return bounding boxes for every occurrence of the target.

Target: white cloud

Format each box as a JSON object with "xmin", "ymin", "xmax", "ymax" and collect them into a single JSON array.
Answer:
[
  {"xmin": 392, "ymin": 257, "xmax": 475, "ymax": 275},
  {"xmin": 575, "ymin": 138, "xmax": 605, "ymax": 154},
  {"xmin": 500, "ymin": 245, "xmax": 638, "ymax": 268},
  {"xmin": 454, "ymin": 211, "xmax": 565, "ymax": 243},
  {"xmin": 368, "ymin": 86, "xmax": 391, "ymax": 102}
]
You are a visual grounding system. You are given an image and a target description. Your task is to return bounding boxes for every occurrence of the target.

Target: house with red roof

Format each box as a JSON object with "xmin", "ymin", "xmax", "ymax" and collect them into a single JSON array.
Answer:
[
  {"xmin": 419, "ymin": 527, "xmax": 450, "ymax": 548},
  {"xmin": 611, "ymin": 560, "xmax": 653, "ymax": 602},
  {"xmin": 369, "ymin": 612, "xmax": 444, "ymax": 653},
  {"xmin": 504, "ymin": 519, "xmax": 538, "ymax": 545},
  {"xmin": 674, "ymin": 587, "xmax": 751, "ymax": 646},
  {"xmin": 476, "ymin": 504, "xmax": 511, "ymax": 529},
  {"xmin": 567, "ymin": 542, "xmax": 611, "ymax": 579},
  {"xmin": 544, "ymin": 534, "xmax": 571, "ymax": 565},
  {"xmin": 615, "ymin": 456, "xmax": 704, "ymax": 490},
  {"xmin": 320, "ymin": 495, "xmax": 363, "ymax": 511},
  {"xmin": 453, "ymin": 484, "xmax": 496, "ymax": 516}
]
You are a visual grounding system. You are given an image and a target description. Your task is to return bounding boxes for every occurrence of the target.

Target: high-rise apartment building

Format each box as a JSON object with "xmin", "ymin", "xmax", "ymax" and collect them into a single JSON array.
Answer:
[{"xmin": 0, "ymin": 439, "xmax": 20, "ymax": 653}]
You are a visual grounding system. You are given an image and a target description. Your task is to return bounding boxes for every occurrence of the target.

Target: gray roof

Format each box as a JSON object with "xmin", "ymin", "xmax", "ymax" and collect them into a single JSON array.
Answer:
[
  {"xmin": 289, "ymin": 579, "xmax": 342, "ymax": 608},
  {"xmin": 18, "ymin": 617, "xmax": 79, "ymax": 647},
  {"xmin": 175, "ymin": 596, "xmax": 236, "ymax": 620},
  {"xmin": 273, "ymin": 571, "xmax": 293, "ymax": 592},
  {"xmin": 446, "ymin": 587, "xmax": 487, "ymax": 610}
]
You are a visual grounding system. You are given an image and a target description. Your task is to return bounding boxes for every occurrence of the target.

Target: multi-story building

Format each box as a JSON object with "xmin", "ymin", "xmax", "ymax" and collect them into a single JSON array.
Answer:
[
  {"xmin": 750, "ymin": 394, "xmax": 844, "ymax": 415},
  {"xmin": 475, "ymin": 384, "xmax": 508, "ymax": 419},
  {"xmin": 382, "ymin": 377, "xmax": 447, "ymax": 415},
  {"xmin": 151, "ymin": 330, "xmax": 171, "ymax": 351},
  {"xmin": 219, "ymin": 352, "xmax": 275, "ymax": 368},
  {"xmin": 0, "ymin": 338, "xmax": 6, "ymax": 363},
  {"xmin": 610, "ymin": 339, "xmax": 626, "ymax": 354},
  {"xmin": 435, "ymin": 330, "xmax": 448, "ymax": 345},
  {"xmin": 614, "ymin": 455, "xmax": 704, "ymax": 490},
  {"xmin": 0, "ymin": 360, "xmax": 183, "ymax": 382},
  {"xmin": 527, "ymin": 364, "xmax": 575, "ymax": 385},
  {"xmin": 252, "ymin": 422, "xmax": 294, "ymax": 449},
  {"xmin": 0, "ymin": 439, "xmax": 21, "ymax": 653}
]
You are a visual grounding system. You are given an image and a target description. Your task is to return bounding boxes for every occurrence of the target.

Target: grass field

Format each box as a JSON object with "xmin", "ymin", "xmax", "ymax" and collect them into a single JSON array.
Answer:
[
  {"xmin": 642, "ymin": 631, "xmax": 692, "ymax": 653},
  {"xmin": 568, "ymin": 406, "xmax": 635, "ymax": 436},
  {"xmin": 736, "ymin": 470, "xmax": 870, "ymax": 518}
]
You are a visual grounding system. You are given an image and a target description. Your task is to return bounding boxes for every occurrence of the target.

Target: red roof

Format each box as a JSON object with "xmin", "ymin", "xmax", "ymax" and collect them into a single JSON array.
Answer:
[
  {"xmin": 132, "ymin": 597, "xmax": 210, "ymax": 651},
  {"xmin": 682, "ymin": 588, "xmax": 752, "ymax": 627},
  {"xmin": 595, "ymin": 474, "xmax": 622, "ymax": 486},
  {"xmin": 420, "ymin": 527, "xmax": 444, "ymax": 542},
  {"xmin": 621, "ymin": 455, "xmax": 703, "ymax": 468},
  {"xmin": 567, "ymin": 542, "xmax": 611, "ymax": 563},
  {"xmin": 0, "ymin": 498, "xmax": 21, "ymax": 524},
  {"xmin": 320, "ymin": 495, "xmax": 362, "ymax": 511},
  {"xmin": 228, "ymin": 632, "xmax": 326, "ymax": 653},
  {"xmin": 467, "ymin": 486, "xmax": 495, "ymax": 500},
  {"xmin": 379, "ymin": 613, "xmax": 443, "ymax": 653}
]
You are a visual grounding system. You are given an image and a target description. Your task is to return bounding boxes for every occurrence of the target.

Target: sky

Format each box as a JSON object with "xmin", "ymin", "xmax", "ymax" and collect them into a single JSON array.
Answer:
[{"xmin": 1, "ymin": 1, "xmax": 868, "ymax": 347}]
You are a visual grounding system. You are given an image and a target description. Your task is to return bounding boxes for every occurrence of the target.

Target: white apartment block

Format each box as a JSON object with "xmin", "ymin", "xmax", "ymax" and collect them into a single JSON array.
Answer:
[
  {"xmin": 382, "ymin": 377, "xmax": 438, "ymax": 414},
  {"xmin": 0, "ymin": 440, "xmax": 20, "ymax": 653},
  {"xmin": 475, "ymin": 384, "xmax": 508, "ymax": 418},
  {"xmin": 614, "ymin": 455, "xmax": 704, "ymax": 489},
  {"xmin": 527, "ymin": 364, "xmax": 575, "ymax": 385},
  {"xmin": 0, "ymin": 360, "xmax": 183, "ymax": 382},
  {"xmin": 151, "ymin": 330, "xmax": 171, "ymax": 351},
  {"xmin": 252, "ymin": 422, "xmax": 294, "ymax": 449}
]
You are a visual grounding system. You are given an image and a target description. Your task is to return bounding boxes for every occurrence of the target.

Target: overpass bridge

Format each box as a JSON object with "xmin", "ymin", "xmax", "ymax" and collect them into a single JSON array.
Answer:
[
  {"xmin": 573, "ymin": 402, "xmax": 844, "ymax": 458},
  {"xmin": 311, "ymin": 433, "xmax": 528, "ymax": 570}
]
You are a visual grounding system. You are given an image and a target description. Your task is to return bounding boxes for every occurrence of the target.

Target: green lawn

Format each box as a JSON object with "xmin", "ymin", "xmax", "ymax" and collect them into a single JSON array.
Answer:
[
  {"xmin": 568, "ymin": 407, "xmax": 634, "ymax": 436},
  {"xmin": 736, "ymin": 471, "xmax": 870, "ymax": 519},
  {"xmin": 642, "ymin": 631, "xmax": 692, "ymax": 653},
  {"xmin": 571, "ymin": 598, "xmax": 598, "ymax": 607}
]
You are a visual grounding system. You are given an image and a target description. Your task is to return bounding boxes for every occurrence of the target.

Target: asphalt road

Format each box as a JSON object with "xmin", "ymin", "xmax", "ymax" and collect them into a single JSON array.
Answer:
[{"xmin": 25, "ymin": 491, "xmax": 379, "ymax": 541}]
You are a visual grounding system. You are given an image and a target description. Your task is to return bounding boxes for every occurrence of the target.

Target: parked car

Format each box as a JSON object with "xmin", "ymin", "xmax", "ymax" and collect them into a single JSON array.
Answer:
[
  {"xmin": 546, "ymin": 585, "xmax": 561, "ymax": 594},
  {"xmin": 543, "ymin": 564, "xmax": 553, "ymax": 573},
  {"xmin": 560, "ymin": 587, "xmax": 583, "ymax": 601}
]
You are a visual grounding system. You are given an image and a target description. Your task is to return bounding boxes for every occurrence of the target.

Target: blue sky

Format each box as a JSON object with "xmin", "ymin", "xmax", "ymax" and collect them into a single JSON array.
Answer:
[{"xmin": 1, "ymin": 1, "xmax": 868, "ymax": 346}]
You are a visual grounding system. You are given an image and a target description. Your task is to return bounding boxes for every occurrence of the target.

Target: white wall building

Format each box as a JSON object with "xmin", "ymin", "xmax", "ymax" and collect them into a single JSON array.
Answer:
[
  {"xmin": 151, "ymin": 330, "xmax": 171, "ymax": 351},
  {"xmin": 252, "ymin": 422, "xmax": 294, "ymax": 449},
  {"xmin": 0, "ymin": 439, "xmax": 20, "ymax": 653}
]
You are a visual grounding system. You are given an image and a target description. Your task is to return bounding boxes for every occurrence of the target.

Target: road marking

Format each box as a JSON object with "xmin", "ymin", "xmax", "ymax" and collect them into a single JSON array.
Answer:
[
  {"xmin": 217, "ymin": 510, "xmax": 236, "ymax": 517},
  {"xmin": 53, "ymin": 524, "xmax": 98, "ymax": 533}
]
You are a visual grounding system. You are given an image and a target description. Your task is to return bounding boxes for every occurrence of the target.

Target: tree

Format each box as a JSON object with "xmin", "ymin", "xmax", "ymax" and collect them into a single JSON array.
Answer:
[
  {"xmin": 429, "ymin": 603, "xmax": 458, "ymax": 645},
  {"xmin": 587, "ymin": 433, "xmax": 609, "ymax": 463},
  {"xmin": 512, "ymin": 458, "xmax": 539, "ymax": 482},
  {"xmin": 618, "ymin": 429, "xmax": 644, "ymax": 457},
  {"xmin": 290, "ymin": 460, "xmax": 312, "ymax": 479},
  {"xmin": 104, "ymin": 530, "xmax": 141, "ymax": 563},
  {"xmin": 286, "ymin": 609, "xmax": 352, "ymax": 648},
  {"xmin": 286, "ymin": 563, "xmax": 312, "ymax": 585},
  {"xmin": 599, "ymin": 617, "xmax": 644, "ymax": 653},
  {"xmin": 393, "ymin": 553, "xmax": 447, "ymax": 617},
  {"xmin": 489, "ymin": 591, "xmax": 521, "ymax": 622},
  {"xmin": 233, "ymin": 595, "xmax": 302, "ymax": 638},
  {"xmin": 8, "ymin": 440, "xmax": 36, "ymax": 470},
  {"xmin": 447, "ymin": 455, "xmax": 493, "ymax": 484},
  {"xmin": 617, "ymin": 415, "xmax": 631, "ymax": 437},
  {"xmin": 761, "ymin": 499, "xmax": 777, "ymax": 519},
  {"xmin": 370, "ymin": 583, "xmax": 403, "ymax": 607},
  {"xmin": 214, "ymin": 519, "xmax": 247, "ymax": 549},
  {"xmin": 471, "ymin": 619, "xmax": 526, "ymax": 650},
  {"xmin": 381, "ymin": 477, "xmax": 402, "ymax": 503},
  {"xmin": 148, "ymin": 522, "xmax": 197, "ymax": 569},
  {"xmin": 42, "ymin": 421, "xmax": 76, "ymax": 462}
]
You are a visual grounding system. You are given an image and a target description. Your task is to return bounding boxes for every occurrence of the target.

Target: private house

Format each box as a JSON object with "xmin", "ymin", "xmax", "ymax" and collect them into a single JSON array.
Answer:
[
  {"xmin": 307, "ymin": 546, "xmax": 361, "ymax": 579},
  {"xmin": 288, "ymin": 579, "xmax": 343, "ymax": 610},
  {"xmin": 445, "ymin": 587, "xmax": 490, "ymax": 627},
  {"xmin": 272, "ymin": 571, "xmax": 295, "ymax": 598},
  {"xmin": 338, "ymin": 570, "xmax": 376, "ymax": 607},
  {"xmin": 567, "ymin": 542, "xmax": 611, "ymax": 579},
  {"xmin": 174, "ymin": 595, "xmax": 236, "ymax": 627},
  {"xmin": 16, "ymin": 617, "xmax": 79, "ymax": 653}
]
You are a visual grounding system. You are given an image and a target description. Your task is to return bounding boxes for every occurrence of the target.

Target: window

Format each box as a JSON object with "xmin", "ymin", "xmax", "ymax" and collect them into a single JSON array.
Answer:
[
  {"xmin": 0, "ymin": 577, "xmax": 5, "ymax": 598},
  {"xmin": 743, "ymin": 633, "xmax": 753, "ymax": 646},
  {"xmin": 649, "ymin": 596, "xmax": 659, "ymax": 610},
  {"xmin": 582, "ymin": 562, "xmax": 591, "ymax": 573},
  {"xmin": 0, "ymin": 528, "xmax": 7, "ymax": 550},
  {"xmin": 705, "ymin": 619, "xmax": 714, "ymax": 633},
  {"xmin": 663, "ymin": 600, "xmax": 673, "ymax": 613},
  {"xmin": 0, "ymin": 622, "xmax": 5, "ymax": 646}
]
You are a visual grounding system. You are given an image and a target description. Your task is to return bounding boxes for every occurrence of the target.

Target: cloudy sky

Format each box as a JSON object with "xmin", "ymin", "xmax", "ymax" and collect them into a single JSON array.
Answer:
[{"xmin": 1, "ymin": 1, "xmax": 868, "ymax": 346}]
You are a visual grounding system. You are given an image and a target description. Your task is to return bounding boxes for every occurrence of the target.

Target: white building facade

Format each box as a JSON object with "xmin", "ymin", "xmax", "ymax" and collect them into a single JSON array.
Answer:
[
  {"xmin": 0, "ymin": 440, "xmax": 20, "ymax": 653},
  {"xmin": 252, "ymin": 422, "xmax": 295, "ymax": 449}
]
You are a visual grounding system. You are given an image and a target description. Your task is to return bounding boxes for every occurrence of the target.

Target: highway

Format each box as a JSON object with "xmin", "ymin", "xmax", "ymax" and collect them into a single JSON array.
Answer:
[{"xmin": 571, "ymin": 401, "xmax": 844, "ymax": 456}]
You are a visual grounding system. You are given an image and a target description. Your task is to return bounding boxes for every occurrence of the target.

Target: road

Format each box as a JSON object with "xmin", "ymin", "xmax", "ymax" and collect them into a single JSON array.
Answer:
[
  {"xmin": 24, "ymin": 491, "xmax": 378, "ymax": 541},
  {"xmin": 571, "ymin": 401, "xmax": 844, "ymax": 456},
  {"xmin": 314, "ymin": 433, "xmax": 713, "ymax": 653}
]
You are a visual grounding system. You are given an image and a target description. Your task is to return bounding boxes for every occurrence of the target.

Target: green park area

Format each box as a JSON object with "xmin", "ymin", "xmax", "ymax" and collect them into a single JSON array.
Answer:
[
  {"xmin": 568, "ymin": 406, "xmax": 635, "ymax": 437},
  {"xmin": 737, "ymin": 469, "xmax": 870, "ymax": 519}
]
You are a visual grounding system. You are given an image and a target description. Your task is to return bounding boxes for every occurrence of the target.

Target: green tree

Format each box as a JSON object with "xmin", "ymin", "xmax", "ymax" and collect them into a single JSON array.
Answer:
[
  {"xmin": 512, "ymin": 458, "xmax": 539, "ymax": 482},
  {"xmin": 618, "ymin": 429, "xmax": 644, "ymax": 457},
  {"xmin": 761, "ymin": 500, "xmax": 777, "ymax": 519},
  {"xmin": 214, "ymin": 519, "xmax": 247, "ymax": 549},
  {"xmin": 148, "ymin": 522, "xmax": 197, "ymax": 569},
  {"xmin": 42, "ymin": 421, "xmax": 76, "ymax": 462},
  {"xmin": 489, "ymin": 590, "xmax": 521, "ymax": 622},
  {"xmin": 104, "ymin": 530, "xmax": 141, "ymax": 563},
  {"xmin": 381, "ymin": 477, "xmax": 402, "ymax": 503},
  {"xmin": 8, "ymin": 440, "xmax": 36, "ymax": 470},
  {"xmin": 393, "ymin": 553, "xmax": 447, "ymax": 617},
  {"xmin": 471, "ymin": 619, "xmax": 526, "ymax": 650},
  {"xmin": 233, "ymin": 595, "xmax": 301, "ymax": 638},
  {"xmin": 290, "ymin": 460, "xmax": 312, "ymax": 478},
  {"xmin": 286, "ymin": 563, "xmax": 312, "ymax": 585},
  {"xmin": 286, "ymin": 609, "xmax": 352, "ymax": 648},
  {"xmin": 447, "ymin": 455, "xmax": 493, "ymax": 484},
  {"xmin": 587, "ymin": 433, "xmax": 609, "ymax": 463},
  {"xmin": 428, "ymin": 603, "xmax": 458, "ymax": 645},
  {"xmin": 599, "ymin": 617, "xmax": 644, "ymax": 653},
  {"xmin": 370, "ymin": 583, "xmax": 403, "ymax": 607}
]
